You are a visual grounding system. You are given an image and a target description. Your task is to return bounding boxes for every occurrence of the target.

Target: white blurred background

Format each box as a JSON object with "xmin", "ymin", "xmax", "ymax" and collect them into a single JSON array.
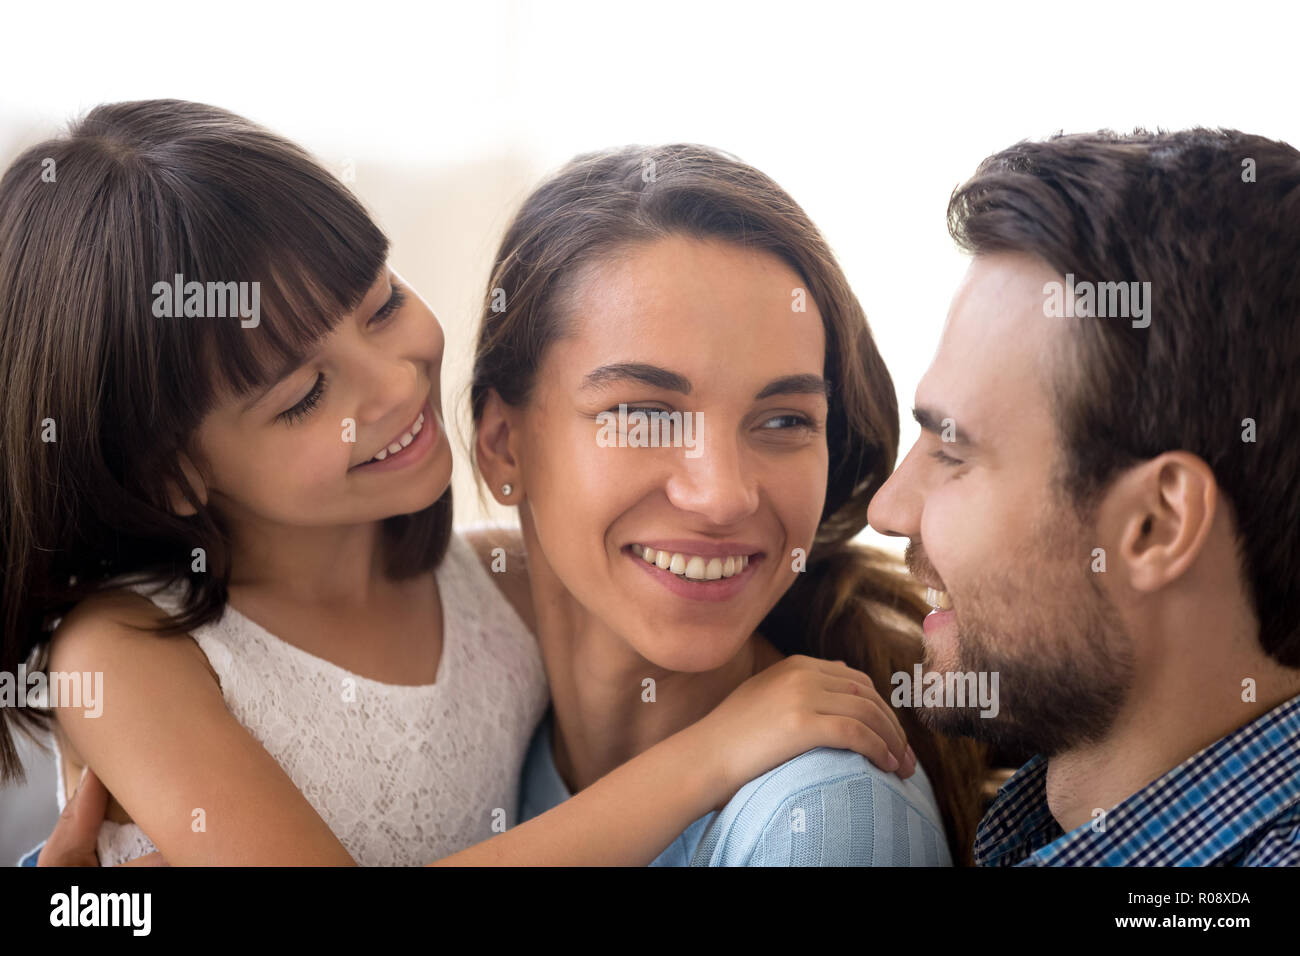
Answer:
[{"xmin": 3, "ymin": 0, "xmax": 1298, "ymax": 862}]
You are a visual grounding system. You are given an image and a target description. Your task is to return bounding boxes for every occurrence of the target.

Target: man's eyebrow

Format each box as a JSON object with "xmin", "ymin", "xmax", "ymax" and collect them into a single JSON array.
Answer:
[
  {"xmin": 754, "ymin": 374, "xmax": 830, "ymax": 401},
  {"xmin": 581, "ymin": 363, "xmax": 692, "ymax": 394},
  {"xmin": 913, "ymin": 406, "xmax": 978, "ymax": 447}
]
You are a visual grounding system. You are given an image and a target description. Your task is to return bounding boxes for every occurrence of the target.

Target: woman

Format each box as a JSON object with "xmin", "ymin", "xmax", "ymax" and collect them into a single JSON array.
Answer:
[{"xmin": 468, "ymin": 143, "xmax": 988, "ymax": 865}]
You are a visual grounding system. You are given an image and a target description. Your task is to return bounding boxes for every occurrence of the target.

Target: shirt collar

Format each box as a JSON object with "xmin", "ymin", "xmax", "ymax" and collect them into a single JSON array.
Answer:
[
  {"xmin": 975, "ymin": 691, "xmax": 1300, "ymax": 866},
  {"xmin": 519, "ymin": 708, "xmax": 572, "ymax": 822}
]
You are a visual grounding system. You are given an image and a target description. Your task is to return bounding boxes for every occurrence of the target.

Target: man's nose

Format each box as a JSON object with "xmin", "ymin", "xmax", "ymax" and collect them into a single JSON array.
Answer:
[{"xmin": 867, "ymin": 443, "xmax": 922, "ymax": 539}]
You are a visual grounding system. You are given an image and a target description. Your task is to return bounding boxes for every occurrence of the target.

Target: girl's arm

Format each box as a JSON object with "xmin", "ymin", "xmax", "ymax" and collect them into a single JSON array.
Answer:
[
  {"xmin": 46, "ymin": 592, "xmax": 910, "ymax": 866},
  {"xmin": 49, "ymin": 589, "xmax": 357, "ymax": 865},
  {"xmin": 433, "ymin": 653, "xmax": 913, "ymax": 865}
]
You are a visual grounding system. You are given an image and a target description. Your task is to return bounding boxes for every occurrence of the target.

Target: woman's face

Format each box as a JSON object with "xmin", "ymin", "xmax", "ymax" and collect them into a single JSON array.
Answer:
[
  {"xmin": 516, "ymin": 235, "xmax": 830, "ymax": 671},
  {"xmin": 189, "ymin": 267, "xmax": 453, "ymax": 532}
]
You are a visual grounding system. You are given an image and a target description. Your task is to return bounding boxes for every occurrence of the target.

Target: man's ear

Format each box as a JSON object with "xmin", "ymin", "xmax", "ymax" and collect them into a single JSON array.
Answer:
[
  {"xmin": 1104, "ymin": 451, "xmax": 1218, "ymax": 593},
  {"xmin": 476, "ymin": 389, "xmax": 522, "ymax": 505},
  {"xmin": 165, "ymin": 452, "xmax": 209, "ymax": 517}
]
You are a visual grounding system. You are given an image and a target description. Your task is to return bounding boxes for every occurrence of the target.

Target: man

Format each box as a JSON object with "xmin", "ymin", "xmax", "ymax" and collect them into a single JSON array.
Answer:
[{"xmin": 868, "ymin": 128, "xmax": 1300, "ymax": 865}]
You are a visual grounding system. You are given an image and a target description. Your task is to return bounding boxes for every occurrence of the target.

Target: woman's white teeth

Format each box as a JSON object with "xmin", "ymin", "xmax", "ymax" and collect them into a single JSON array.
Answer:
[
  {"xmin": 636, "ymin": 546, "xmax": 751, "ymax": 579},
  {"xmin": 926, "ymin": 587, "xmax": 953, "ymax": 610},
  {"xmin": 370, "ymin": 412, "xmax": 425, "ymax": 462}
]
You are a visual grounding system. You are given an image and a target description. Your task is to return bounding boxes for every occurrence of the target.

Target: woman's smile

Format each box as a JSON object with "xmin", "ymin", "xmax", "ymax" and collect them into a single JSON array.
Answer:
[{"xmin": 622, "ymin": 541, "xmax": 766, "ymax": 603}]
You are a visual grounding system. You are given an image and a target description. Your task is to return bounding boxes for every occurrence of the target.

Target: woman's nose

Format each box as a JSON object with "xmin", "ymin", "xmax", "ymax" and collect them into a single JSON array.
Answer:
[{"xmin": 664, "ymin": 421, "xmax": 759, "ymax": 526}]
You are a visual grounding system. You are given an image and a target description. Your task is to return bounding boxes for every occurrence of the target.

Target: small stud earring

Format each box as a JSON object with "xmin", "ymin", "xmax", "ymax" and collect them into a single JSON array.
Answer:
[{"xmin": 501, "ymin": 483, "xmax": 513, "ymax": 496}]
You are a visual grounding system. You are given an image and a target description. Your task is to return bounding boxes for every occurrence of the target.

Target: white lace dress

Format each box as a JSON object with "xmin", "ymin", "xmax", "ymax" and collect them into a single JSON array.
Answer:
[{"xmin": 51, "ymin": 530, "xmax": 548, "ymax": 866}]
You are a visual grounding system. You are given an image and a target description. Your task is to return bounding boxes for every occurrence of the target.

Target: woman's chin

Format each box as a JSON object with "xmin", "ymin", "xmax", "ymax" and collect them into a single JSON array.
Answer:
[{"xmin": 627, "ymin": 633, "xmax": 753, "ymax": 674}]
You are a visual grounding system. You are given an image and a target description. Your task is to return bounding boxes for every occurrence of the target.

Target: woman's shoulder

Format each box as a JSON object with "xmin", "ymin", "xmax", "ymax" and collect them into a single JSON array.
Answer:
[
  {"xmin": 455, "ymin": 525, "xmax": 535, "ymax": 635},
  {"xmin": 691, "ymin": 747, "xmax": 952, "ymax": 866}
]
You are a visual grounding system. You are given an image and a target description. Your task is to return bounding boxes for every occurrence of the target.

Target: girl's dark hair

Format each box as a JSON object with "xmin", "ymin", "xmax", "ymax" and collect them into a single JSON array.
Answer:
[
  {"xmin": 469, "ymin": 144, "xmax": 989, "ymax": 863},
  {"xmin": 0, "ymin": 100, "xmax": 452, "ymax": 783}
]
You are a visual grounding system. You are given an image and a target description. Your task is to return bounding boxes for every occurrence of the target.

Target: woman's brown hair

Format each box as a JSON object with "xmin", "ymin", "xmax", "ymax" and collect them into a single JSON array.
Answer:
[
  {"xmin": 0, "ymin": 100, "xmax": 452, "ymax": 783},
  {"xmin": 469, "ymin": 143, "xmax": 989, "ymax": 864}
]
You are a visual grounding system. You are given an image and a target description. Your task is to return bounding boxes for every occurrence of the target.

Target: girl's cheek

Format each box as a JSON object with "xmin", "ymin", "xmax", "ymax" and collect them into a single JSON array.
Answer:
[{"xmin": 264, "ymin": 428, "xmax": 348, "ymax": 492}]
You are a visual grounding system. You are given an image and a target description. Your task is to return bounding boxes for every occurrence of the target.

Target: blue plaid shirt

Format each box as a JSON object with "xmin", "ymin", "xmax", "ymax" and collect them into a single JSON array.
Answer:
[{"xmin": 976, "ymin": 692, "xmax": 1300, "ymax": 866}]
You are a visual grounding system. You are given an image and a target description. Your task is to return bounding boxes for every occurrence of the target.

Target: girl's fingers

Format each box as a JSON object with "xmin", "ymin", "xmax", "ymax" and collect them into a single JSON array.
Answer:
[
  {"xmin": 772, "ymin": 654, "xmax": 918, "ymax": 778},
  {"xmin": 825, "ymin": 676, "xmax": 909, "ymax": 754},
  {"xmin": 815, "ymin": 690, "xmax": 909, "ymax": 773},
  {"xmin": 792, "ymin": 657, "xmax": 909, "ymax": 738},
  {"xmin": 788, "ymin": 654, "xmax": 875, "ymax": 688},
  {"xmin": 811, "ymin": 716, "xmax": 896, "ymax": 774}
]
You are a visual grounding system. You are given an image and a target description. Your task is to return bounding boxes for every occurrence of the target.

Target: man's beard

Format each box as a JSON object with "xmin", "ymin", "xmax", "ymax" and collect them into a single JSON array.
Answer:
[{"xmin": 905, "ymin": 506, "xmax": 1134, "ymax": 758}]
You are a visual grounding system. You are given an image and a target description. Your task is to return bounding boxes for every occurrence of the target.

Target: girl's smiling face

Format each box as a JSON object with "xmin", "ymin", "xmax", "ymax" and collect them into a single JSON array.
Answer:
[
  {"xmin": 188, "ymin": 267, "xmax": 453, "ymax": 530},
  {"xmin": 506, "ymin": 235, "xmax": 830, "ymax": 671}
]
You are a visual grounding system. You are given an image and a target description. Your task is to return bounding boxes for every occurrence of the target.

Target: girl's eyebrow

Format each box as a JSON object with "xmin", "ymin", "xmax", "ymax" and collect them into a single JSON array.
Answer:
[
  {"xmin": 239, "ymin": 279, "xmax": 399, "ymax": 414},
  {"xmin": 242, "ymin": 353, "xmax": 315, "ymax": 413}
]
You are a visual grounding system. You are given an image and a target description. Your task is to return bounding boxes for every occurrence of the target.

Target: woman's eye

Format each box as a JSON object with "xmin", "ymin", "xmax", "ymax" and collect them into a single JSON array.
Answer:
[
  {"xmin": 930, "ymin": 448, "xmax": 964, "ymax": 467},
  {"xmin": 758, "ymin": 414, "xmax": 815, "ymax": 431},
  {"xmin": 369, "ymin": 285, "xmax": 406, "ymax": 326},
  {"xmin": 277, "ymin": 373, "xmax": 327, "ymax": 425}
]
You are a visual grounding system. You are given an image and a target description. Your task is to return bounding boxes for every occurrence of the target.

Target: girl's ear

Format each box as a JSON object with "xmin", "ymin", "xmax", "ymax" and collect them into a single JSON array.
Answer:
[
  {"xmin": 166, "ymin": 452, "xmax": 209, "ymax": 517},
  {"xmin": 476, "ymin": 389, "xmax": 522, "ymax": 505}
]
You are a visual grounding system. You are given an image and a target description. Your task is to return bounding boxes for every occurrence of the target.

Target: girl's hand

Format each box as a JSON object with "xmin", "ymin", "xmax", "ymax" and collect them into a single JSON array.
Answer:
[
  {"xmin": 36, "ymin": 768, "xmax": 168, "ymax": 867},
  {"xmin": 690, "ymin": 654, "xmax": 916, "ymax": 800}
]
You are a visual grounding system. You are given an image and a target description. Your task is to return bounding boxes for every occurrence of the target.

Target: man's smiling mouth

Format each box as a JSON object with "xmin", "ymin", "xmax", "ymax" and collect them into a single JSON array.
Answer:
[{"xmin": 926, "ymin": 587, "xmax": 953, "ymax": 611}]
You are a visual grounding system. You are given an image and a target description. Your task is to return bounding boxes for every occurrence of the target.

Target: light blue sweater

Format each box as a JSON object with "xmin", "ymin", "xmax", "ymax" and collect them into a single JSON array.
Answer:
[{"xmin": 518, "ymin": 710, "xmax": 953, "ymax": 866}]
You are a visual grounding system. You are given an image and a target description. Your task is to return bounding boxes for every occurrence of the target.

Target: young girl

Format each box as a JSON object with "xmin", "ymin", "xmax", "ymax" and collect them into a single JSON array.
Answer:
[{"xmin": 0, "ymin": 100, "xmax": 910, "ymax": 865}]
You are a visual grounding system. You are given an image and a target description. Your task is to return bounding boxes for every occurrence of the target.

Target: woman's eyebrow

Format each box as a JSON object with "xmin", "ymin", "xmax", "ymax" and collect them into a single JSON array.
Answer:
[
  {"xmin": 754, "ymin": 374, "xmax": 829, "ymax": 401},
  {"xmin": 581, "ymin": 363, "xmax": 692, "ymax": 394},
  {"xmin": 580, "ymin": 365, "xmax": 829, "ymax": 401}
]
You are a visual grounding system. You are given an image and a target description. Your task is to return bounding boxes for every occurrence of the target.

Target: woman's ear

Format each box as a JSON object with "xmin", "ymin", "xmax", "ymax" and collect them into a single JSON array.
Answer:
[
  {"xmin": 165, "ymin": 452, "xmax": 209, "ymax": 517},
  {"xmin": 476, "ymin": 389, "xmax": 522, "ymax": 505}
]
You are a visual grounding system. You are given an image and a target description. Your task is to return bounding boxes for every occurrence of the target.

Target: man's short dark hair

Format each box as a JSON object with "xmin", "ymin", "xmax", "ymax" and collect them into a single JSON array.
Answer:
[{"xmin": 947, "ymin": 128, "xmax": 1300, "ymax": 667}]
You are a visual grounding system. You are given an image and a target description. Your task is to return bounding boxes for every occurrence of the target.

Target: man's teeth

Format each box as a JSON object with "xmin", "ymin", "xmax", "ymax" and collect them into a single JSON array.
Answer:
[
  {"xmin": 926, "ymin": 587, "xmax": 953, "ymax": 611},
  {"xmin": 636, "ymin": 545, "xmax": 750, "ymax": 580},
  {"xmin": 369, "ymin": 412, "xmax": 425, "ymax": 462}
]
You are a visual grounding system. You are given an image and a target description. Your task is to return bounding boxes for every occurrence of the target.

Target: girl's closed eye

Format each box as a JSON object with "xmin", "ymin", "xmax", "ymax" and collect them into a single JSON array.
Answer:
[
  {"xmin": 930, "ymin": 447, "xmax": 964, "ymax": 467},
  {"xmin": 274, "ymin": 285, "xmax": 408, "ymax": 426},
  {"xmin": 370, "ymin": 284, "xmax": 406, "ymax": 326},
  {"xmin": 277, "ymin": 373, "xmax": 327, "ymax": 425}
]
